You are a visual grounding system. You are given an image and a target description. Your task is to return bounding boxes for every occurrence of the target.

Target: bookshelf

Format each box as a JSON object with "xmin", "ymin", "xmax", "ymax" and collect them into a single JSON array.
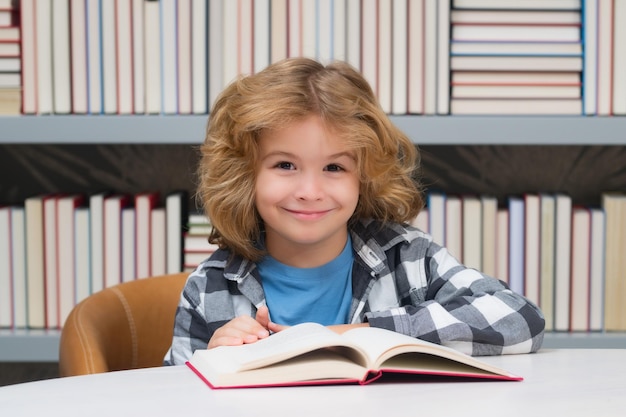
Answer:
[
  {"xmin": 1, "ymin": 115, "xmax": 625, "ymax": 361},
  {"xmin": 2, "ymin": 0, "xmax": 626, "ymax": 364},
  {"xmin": 2, "ymin": 115, "xmax": 626, "ymax": 144}
]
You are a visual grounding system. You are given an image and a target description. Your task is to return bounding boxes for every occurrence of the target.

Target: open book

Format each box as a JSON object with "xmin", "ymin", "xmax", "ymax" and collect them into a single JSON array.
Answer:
[{"xmin": 186, "ymin": 322, "xmax": 522, "ymax": 389}]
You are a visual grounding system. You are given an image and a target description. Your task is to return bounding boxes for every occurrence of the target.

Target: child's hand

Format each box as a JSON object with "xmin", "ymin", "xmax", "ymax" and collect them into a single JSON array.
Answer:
[
  {"xmin": 255, "ymin": 305, "xmax": 288, "ymax": 334},
  {"xmin": 207, "ymin": 315, "xmax": 271, "ymax": 349}
]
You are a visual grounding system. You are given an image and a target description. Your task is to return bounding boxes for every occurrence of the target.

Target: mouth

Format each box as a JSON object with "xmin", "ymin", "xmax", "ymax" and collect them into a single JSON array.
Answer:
[{"xmin": 284, "ymin": 208, "xmax": 332, "ymax": 220}]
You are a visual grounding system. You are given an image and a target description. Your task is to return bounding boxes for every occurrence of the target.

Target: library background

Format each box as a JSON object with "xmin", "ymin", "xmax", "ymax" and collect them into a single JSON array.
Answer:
[{"xmin": 1, "ymin": 0, "xmax": 626, "ymax": 384}]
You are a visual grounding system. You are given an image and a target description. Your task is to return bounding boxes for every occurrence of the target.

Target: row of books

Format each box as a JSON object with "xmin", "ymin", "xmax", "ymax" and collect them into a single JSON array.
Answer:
[
  {"xmin": 6, "ymin": 1, "xmax": 625, "ymax": 116},
  {"xmin": 449, "ymin": 0, "xmax": 626, "ymax": 115},
  {"xmin": 1, "ymin": 189, "xmax": 625, "ymax": 331},
  {"xmin": 411, "ymin": 190, "xmax": 626, "ymax": 333},
  {"xmin": 0, "ymin": 191, "xmax": 219, "ymax": 330}
]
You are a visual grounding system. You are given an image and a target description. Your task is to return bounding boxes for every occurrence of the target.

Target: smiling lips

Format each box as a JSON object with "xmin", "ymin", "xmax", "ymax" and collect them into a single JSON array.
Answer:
[{"xmin": 284, "ymin": 208, "xmax": 333, "ymax": 220}]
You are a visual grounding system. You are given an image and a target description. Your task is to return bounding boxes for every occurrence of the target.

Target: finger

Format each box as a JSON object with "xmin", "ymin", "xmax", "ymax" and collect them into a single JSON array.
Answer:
[
  {"xmin": 267, "ymin": 321, "xmax": 288, "ymax": 334},
  {"xmin": 208, "ymin": 335, "xmax": 244, "ymax": 349},
  {"xmin": 255, "ymin": 306, "xmax": 270, "ymax": 329}
]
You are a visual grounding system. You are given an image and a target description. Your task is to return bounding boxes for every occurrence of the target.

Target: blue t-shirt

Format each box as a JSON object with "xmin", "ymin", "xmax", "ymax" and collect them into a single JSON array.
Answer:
[{"xmin": 257, "ymin": 236, "xmax": 354, "ymax": 326}]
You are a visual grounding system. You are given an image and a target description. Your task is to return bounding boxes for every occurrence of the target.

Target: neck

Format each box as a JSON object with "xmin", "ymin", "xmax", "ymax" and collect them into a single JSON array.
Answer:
[{"xmin": 265, "ymin": 232, "xmax": 349, "ymax": 268}]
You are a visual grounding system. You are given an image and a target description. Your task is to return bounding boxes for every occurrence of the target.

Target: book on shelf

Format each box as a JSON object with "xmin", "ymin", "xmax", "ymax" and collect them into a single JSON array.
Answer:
[
  {"xmin": 427, "ymin": 191, "xmax": 446, "ymax": 247},
  {"xmin": 445, "ymin": 195, "xmax": 462, "ymax": 262},
  {"xmin": 135, "ymin": 192, "xmax": 159, "ymax": 279},
  {"xmin": 451, "ymin": 24, "xmax": 581, "ymax": 42},
  {"xmin": 101, "ymin": 0, "xmax": 117, "ymax": 114},
  {"xmin": 613, "ymin": 0, "xmax": 626, "ymax": 115},
  {"xmin": 392, "ymin": 0, "xmax": 408, "ymax": 115},
  {"xmin": 333, "ymin": 0, "xmax": 347, "ymax": 62},
  {"xmin": 0, "ymin": 206, "xmax": 12, "ymax": 327},
  {"xmin": 553, "ymin": 193, "xmax": 573, "ymax": 332},
  {"xmin": 450, "ymin": 41, "xmax": 583, "ymax": 57},
  {"xmin": 208, "ymin": 0, "xmax": 224, "ymax": 109},
  {"xmin": 451, "ymin": 84, "xmax": 581, "ymax": 99},
  {"xmin": 174, "ymin": 0, "xmax": 191, "ymax": 114},
  {"xmin": 70, "ymin": 0, "xmax": 88, "ymax": 114},
  {"xmin": 523, "ymin": 194, "xmax": 540, "ymax": 307},
  {"xmin": 121, "ymin": 206, "xmax": 136, "ymax": 283},
  {"xmin": 582, "ymin": 0, "xmax": 597, "ymax": 115},
  {"xmin": 437, "ymin": 0, "xmax": 451, "ymax": 115},
  {"xmin": 186, "ymin": 322, "xmax": 522, "ymax": 389},
  {"xmin": 596, "ymin": 0, "xmax": 613, "ymax": 116},
  {"xmin": 86, "ymin": 0, "xmax": 103, "ymax": 114},
  {"xmin": 450, "ymin": 98, "xmax": 583, "ymax": 115},
  {"xmin": 115, "ymin": 0, "xmax": 134, "ymax": 115},
  {"xmin": 43, "ymin": 195, "xmax": 61, "ymax": 328},
  {"xmin": 166, "ymin": 191, "xmax": 188, "ymax": 274},
  {"xmin": 24, "ymin": 194, "xmax": 50, "ymax": 329},
  {"xmin": 601, "ymin": 192, "xmax": 626, "ymax": 331},
  {"xmin": 132, "ymin": 0, "xmax": 145, "ymax": 114},
  {"xmin": 539, "ymin": 193, "xmax": 556, "ymax": 332},
  {"xmin": 507, "ymin": 196, "xmax": 524, "ymax": 296},
  {"xmin": 0, "ymin": 26, "xmax": 18, "ymax": 41},
  {"xmin": 57, "ymin": 194, "xmax": 85, "ymax": 326},
  {"xmin": 345, "ymin": 0, "xmax": 361, "ymax": 74},
  {"xmin": 480, "ymin": 195, "xmax": 497, "ymax": 278},
  {"xmin": 461, "ymin": 195, "xmax": 482, "ymax": 270},
  {"xmin": 588, "ymin": 208, "xmax": 605, "ymax": 332},
  {"xmin": 103, "ymin": 194, "xmax": 130, "ymax": 288},
  {"xmin": 89, "ymin": 192, "xmax": 109, "ymax": 294},
  {"xmin": 0, "ymin": 86, "xmax": 19, "ymax": 114},
  {"xmin": 253, "ymin": 0, "xmax": 270, "ymax": 74},
  {"xmin": 0, "ymin": 42, "xmax": 19, "ymax": 57},
  {"xmin": 377, "ymin": 0, "xmax": 393, "ymax": 114},
  {"xmin": 451, "ymin": 71, "xmax": 581, "ymax": 85},
  {"xmin": 450, "ymin": 55, "xmax": 583, "ymax": 72},
  {"xmin": 35, "ymin": 0, "xmax": 53, "ymax": 114},
  {"xmin": 569, "ymin": 207, "xmax": 590, "ymax": 332},
  {"xmin": 144, "ymin": 0, "xmax": 161, "ymax": 114},
  {"xmin": 160, "ymin": 0, "xmax": 178, "ymax": 115},
  {"xmin": 191, "ymin": 0, "xmax": 208, "ymax": 113},
  {"xmin": 150, "ymin": 206, "xmax": 167, "ymax": 276},
  {"xmin": 74, "ymin": 206, "xmax": 91, "ymax": 307},
  {"xmin": 11, "ymin": 206, "xmax": 27, "ymax": 329},
  {"xmin": 451, "ymin": 0, "xmax": 582, "ymax": 10},
  {"xmin": 0, "ymin": 7, "xmax": 18, "ymax": 26},
  {"xmin": 407, "ymin": 0, "xmax": 424, "ymax": 114},
  {"xmin": 495, "ymin": 207, "xmax": 509, "ymax": 285},
  {"xmin": 423, "ymin": 0, "xmax": 437, "ymax": 115},
  {"xmin": 450, "ymin": 9, "xmax": 581, "ymax": 25}
]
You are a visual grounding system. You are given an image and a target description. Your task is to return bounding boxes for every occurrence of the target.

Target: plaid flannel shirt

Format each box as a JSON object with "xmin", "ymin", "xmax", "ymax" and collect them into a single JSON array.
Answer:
[{"xmin": 164, "ymin": 219, "xmax": 545, "ymax": 366}]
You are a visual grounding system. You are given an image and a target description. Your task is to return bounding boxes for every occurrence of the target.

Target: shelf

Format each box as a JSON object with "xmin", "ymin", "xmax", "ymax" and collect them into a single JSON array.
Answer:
[
  {"xmin": 1, "ymin": 330, "xmax": 625, "ymax": 362},
  {"xmin": 2, "ymin": 115, "xmax": 626, "ymax": 145},
  {"xmin": 0, "ymin": 329, "xmax": 60, "ymax": 362}
]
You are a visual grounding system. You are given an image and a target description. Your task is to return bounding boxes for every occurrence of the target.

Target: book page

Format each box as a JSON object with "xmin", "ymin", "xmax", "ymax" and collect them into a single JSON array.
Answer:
[
  {"xmin": 342, "ymin": 327, "xmax": 518, "ymax": 378},
  {"xmin": 201, "ymin": 322, "xmax": 368, "ymax": 373},
  {"xmin": 192, "ymin": 350, "xmax": 367, "ymax": 388}
]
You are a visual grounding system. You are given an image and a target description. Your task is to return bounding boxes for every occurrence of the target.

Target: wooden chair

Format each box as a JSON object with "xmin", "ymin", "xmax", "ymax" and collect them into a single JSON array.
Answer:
[{"xmin": 58, "ymin": 272, "xmax": 188, "ymax": 376}]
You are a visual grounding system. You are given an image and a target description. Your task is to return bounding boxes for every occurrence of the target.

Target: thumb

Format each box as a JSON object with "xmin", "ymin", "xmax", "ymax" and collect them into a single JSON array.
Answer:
[{"xmin": 255, "ymin": 305, "xmax": 271, "ymax": 329}]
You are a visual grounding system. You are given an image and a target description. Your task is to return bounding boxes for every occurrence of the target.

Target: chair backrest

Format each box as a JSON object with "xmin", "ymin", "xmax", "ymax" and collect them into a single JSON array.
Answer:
[{"xmin": 59, "ymin": 272, "xmax": 188, "ymax": 377}]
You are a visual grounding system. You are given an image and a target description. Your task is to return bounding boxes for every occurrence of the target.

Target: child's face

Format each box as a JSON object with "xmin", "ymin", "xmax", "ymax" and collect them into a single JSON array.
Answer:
[{"xmin": 255, "ymin": 114, "xmax": 360, "ymax": 267}]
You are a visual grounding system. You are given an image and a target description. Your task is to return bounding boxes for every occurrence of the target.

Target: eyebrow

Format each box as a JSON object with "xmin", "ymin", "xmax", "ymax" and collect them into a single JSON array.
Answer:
[{"xmin": 260, "ymin": 151, "xmax": 356, "ymax": 161}]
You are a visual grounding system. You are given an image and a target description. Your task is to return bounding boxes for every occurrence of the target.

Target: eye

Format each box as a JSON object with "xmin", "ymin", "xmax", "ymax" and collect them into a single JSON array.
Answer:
[
  {"xmin": 275, "ymin": 161, "xmax": 295, "ymax": 170},
  {"xmin": 325, "ymin": 164, "xmax": 344, "ymax": 172}
]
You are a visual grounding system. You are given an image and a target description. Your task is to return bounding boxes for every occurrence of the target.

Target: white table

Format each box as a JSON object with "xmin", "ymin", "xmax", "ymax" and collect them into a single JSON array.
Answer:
[{"xmin": 1, "ymin": 349, "xmax": 624, "ymax": 417}]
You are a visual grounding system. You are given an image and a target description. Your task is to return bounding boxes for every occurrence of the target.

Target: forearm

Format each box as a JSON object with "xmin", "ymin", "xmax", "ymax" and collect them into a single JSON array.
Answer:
[{"xmin": 365, "ymin": 292, "xmax": 545, "ymax": 356}]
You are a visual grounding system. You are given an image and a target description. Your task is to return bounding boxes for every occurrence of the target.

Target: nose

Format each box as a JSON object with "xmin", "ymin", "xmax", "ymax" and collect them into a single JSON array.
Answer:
[{"xmin": 294, "ymin": 171, "xmax": 324, "ymax": 201}]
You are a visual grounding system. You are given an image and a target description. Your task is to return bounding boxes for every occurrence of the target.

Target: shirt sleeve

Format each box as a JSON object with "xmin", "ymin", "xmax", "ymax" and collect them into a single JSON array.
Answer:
[
  {"xmin": 365, "ymin": 242, "xmax": 546, "ymax": 356},
  {"xmin": 163, "ymin": 270, "xmax": 217, "ymax": 366}
]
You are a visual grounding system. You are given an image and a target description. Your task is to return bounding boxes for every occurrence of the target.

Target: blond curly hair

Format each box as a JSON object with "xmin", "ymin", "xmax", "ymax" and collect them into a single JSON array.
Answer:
[{"xmin": 198, "ymin": 57, "xmax": 423, "ymax": 261}]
